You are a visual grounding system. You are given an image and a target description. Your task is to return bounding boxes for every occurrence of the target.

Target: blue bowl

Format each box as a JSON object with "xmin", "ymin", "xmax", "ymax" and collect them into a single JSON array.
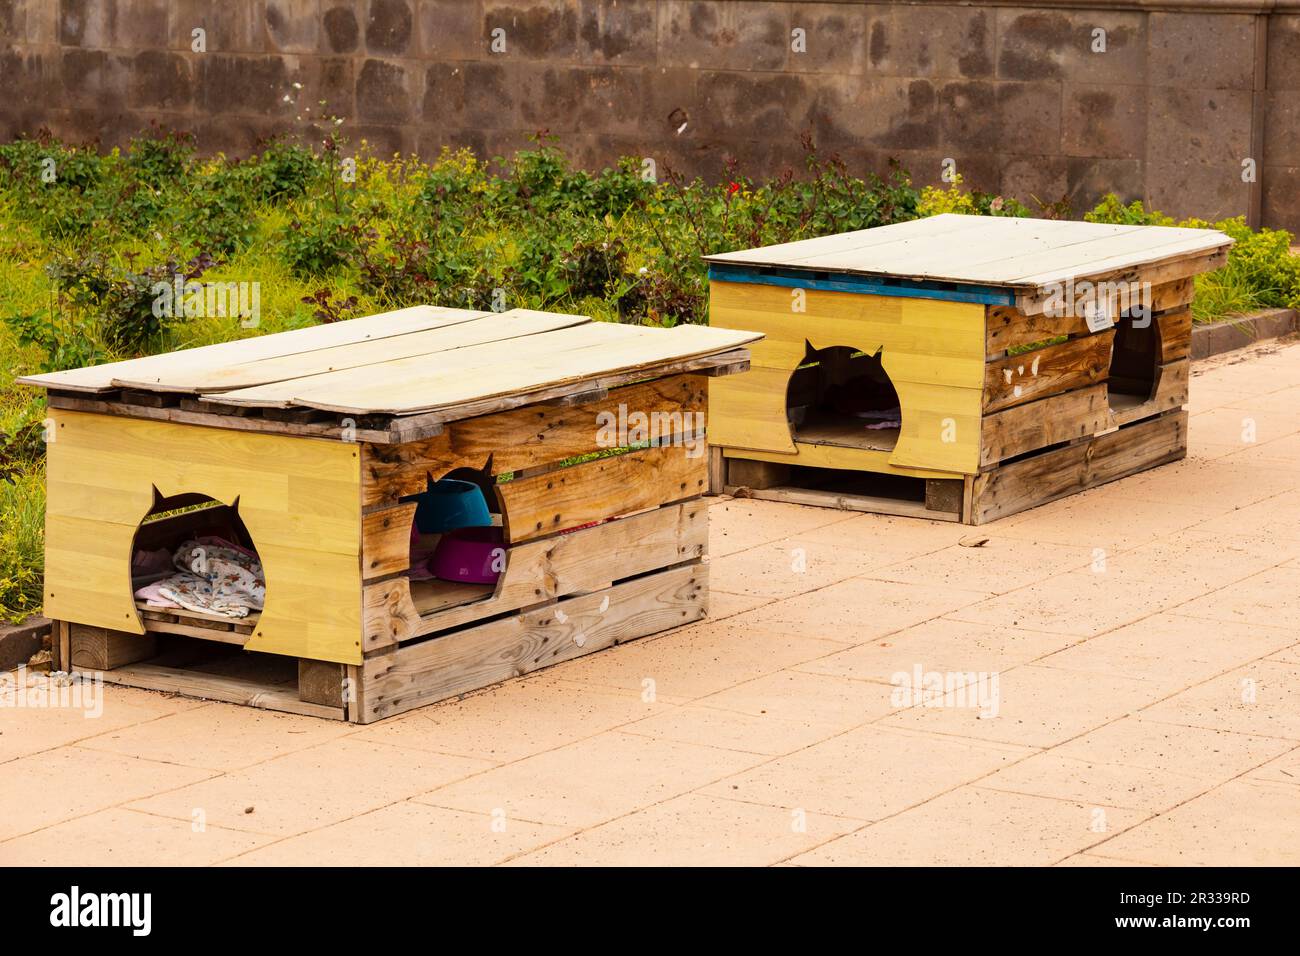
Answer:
[{"xmin": 413, "ymin": 479, "xmax": 493, "ymax": 534}]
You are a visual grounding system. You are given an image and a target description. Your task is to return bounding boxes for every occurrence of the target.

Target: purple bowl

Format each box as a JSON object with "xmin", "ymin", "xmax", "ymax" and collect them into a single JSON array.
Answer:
[{"xmin": 430, "ymin": 527, "xmax": 504, "ymax": 584}]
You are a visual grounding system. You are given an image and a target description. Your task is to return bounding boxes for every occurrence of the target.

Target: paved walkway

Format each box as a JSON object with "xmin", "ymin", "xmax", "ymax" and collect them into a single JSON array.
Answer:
[{"xmin": 3, "ymin": 339, "xmax": 1300, "ymax": 866}]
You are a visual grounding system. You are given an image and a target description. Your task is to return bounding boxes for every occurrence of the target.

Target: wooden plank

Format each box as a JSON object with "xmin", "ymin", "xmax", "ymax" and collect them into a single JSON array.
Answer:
[
  {"xmin": 116, "ymin": 309, "xmax": 588, "ymax": 394},
  {"xmin": 1157, "ymin": 307, "xmax": 1193, "ymax": 364},
  {"xmin": 46, "ymin": 392, "xmax": 393, "ymax": 443},
  {"xmin": 980, "ymin": 383, "xmax": 1112, "ymax": 467},
  {"xmin": 986, "ymin": 305, "xmax": 1089, "ymax": 353},
  {"xmin": 361, "ymin": 499, "xmax": 707, "ymax": 650},
  {"xmin": 362, "ymin": 503, "xmax": 417, "ymax": 581},
  {"xmin": 360, "ymin": 374, "xmax": 707, "ymax": 506},
  {"xmin": 17, "ymin": 305, "xmax": 490, "ymax": 394},
  {"xmin": 69, "ymin": 624, "xmax": 157, "ymax": 670},
  {"xmin": 96, "ymin": 662, "xmax": 345, "ymax": 720},
  {"xmin": 1014, "ymin": 248, "xmax": 1228, "ymax": 316},
  {"xmin": 983, "ymin": 331, "xmax": 1114, "ymax": 413},
  {"xmin": 970, "ymin": 411, "xmax": 1187, "ymax": 524},
  {"xmin": 497, "ymin": 444, "xmax": 706, "ymax": 544},
  {"xmin": 298, "ymin": 658, "xmax": 345, "ymax": 707},
  {"xmin": 208, "ymin": 322, "xmax": 761, "ymax": 415},
  {"xmin": 725, "ymin": 443, "xmax": 963, "ymax": 480},
  {"xmin": 705, "ymin": 214, "xmax": 1231, "ymax": 291},
  {"xmin": 44, "ymin": 410, "xmax": 363, "ymax": 665},
  {"xmin": 726, "ymin": 485, "xmax": 960, "ymax": 522},
  {"xmin": 357, "ymin": 562, "xmax": 707, "ymax": 722}
]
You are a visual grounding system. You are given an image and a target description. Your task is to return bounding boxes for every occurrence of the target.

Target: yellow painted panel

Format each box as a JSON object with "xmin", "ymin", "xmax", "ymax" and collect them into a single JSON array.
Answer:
[
  {"xmin": 44, "ymin": 410, "xmax": 362, "ymax": 664},
  {"xmin": 725, "ymin": 444, "xmax": 964, "ymax": 480},
  {"xmin": 708, "ymin": 280, "xmax": 985, "ymax": 474}
]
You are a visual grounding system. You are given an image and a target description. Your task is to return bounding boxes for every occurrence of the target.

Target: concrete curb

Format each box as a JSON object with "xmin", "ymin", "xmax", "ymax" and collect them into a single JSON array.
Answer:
[
  {"xmin": 0, "ymin": 616, "xmax": 50, "ymax": 671},
  {"xmin": 1191, "ymin": 308, "xmax": 1299, "ymax": 360}
]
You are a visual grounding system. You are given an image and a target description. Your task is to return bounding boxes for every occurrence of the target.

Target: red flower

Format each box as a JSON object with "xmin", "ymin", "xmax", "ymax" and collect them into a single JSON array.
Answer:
[{"xmin": 728, "ymin": 181, "xmax": 741, "ymax": 195}]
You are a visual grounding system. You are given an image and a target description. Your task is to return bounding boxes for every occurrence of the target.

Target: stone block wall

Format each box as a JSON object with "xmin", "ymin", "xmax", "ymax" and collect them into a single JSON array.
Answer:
[{"xmin": 0, "ymin": 0, "xmax": 1297, "ymax": 230}]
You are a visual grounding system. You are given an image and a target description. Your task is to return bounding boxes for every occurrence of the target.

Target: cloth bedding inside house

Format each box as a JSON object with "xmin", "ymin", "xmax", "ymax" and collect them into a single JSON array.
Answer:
[{"xmin": 132, "ymin": 536, "xmax": 265, "ymax": 618}]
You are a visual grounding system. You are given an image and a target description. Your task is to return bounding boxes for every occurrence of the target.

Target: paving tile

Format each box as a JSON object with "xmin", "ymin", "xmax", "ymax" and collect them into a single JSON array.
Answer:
[
  {"xmin": 347, "ymin": 674, "xmax": 674, "ymax": 764},
  {"xmin": 1188, "ymin": 489, "xmax": 1300, "ymax": 543},
  {"xmin": 945, "ymin": 566, "xmax": 1209, "ymax": 638},
  {"xmin": 551, "ymin": 617, "xmax": 847, "ymax": 700},
  {"xmin": 699, "ymin": 725, "xmax": 1032, "ymax": 822},
  {"xmin": 1054, "ymin": 851, "xmax": 1152, "ymax": 867},
  {"xmin": 990, "ymin": 493, "xmax": 1222, "ymax": 552},
  {"xmin": 879, "ymin": 664, "xmax": 1162, "ymax": 749},
  {"xmin": 1172, "ymin": 565, "xmax": 1300, "ymax": 631},
  {"xmin": 0, "ymin": 747, "xmax": 215, "ymax": 842},
  {"xmin": 1242, "ymin": 745, "xmax": 1300, "ymax": 788},
  {"xmin": 219, "ymin": 802, "xmax": 571, "ymax": 866},
  {"xmin": 1187, "ymin": 405, "xmax": 1300, "ymax": 449},
  {"xmin": 862, "ymin": 537, "xmax": 1095, "ymax": 595},
  {"xmin": 1032, "ymin": 614, "xmax": 1293, "ymax": 691},
  {"xmin": 693, "ymin": 669, "xmax": 900, "ymax": 726},
  {"xmin": 706, "ymin": 537, "xmax": 890, "ymax": 599},
  {"xmin": 414, "ymin": 731, "xmax": 763, "ymax": 829},
  {"xmin": 507, "ymin": 793, "xmax": 860, "ymax": 866},
  {"xmin": 786, "ymin": 512, "xmax": 969, "ymax": 557},
  {"xmin": 790, "ymin": 787, "xmax": 1149, "ymax": 866},
  {"xmin": 706, "ymin": 589, "xmax": 774, "ymax": 620},
  {"xmin": 1089, "ymin": 779, "xmax": 1300, "ymax": 865},
  {"xmin": 796, "ymin": 618, "xmax": 1077, "ymax": 686},
  {"xmin": 77, "ymin": 703, "xmax": 354, "ymax": 772},
  {"xmin": 734, "ymin": 576, "xmax": 992, "ymax": 643},
  {"xmin": 125, "ymin": 738, "xmax": 492, "ymax": 836},
  {"xmin": 620, "ymin": 703, "xmax": 846, "ymax": 756},
  {"xmin": 1105, "ymin": 456, "xmax": 1298, "ymax": 509},
  {"xmin": 1139, "ymin": 660, "xmax": 1300, "ymax": 740},
  {"xmin": 0, "ymin": 676, "xmax": 203, "ymax": 765},
  {"xmin": 707, "ymin": 498, "xmax": 857, "ymax": 557},
  {"xmin": 0, "ymin": 808, "xmax": 271, "ymax": 866}
]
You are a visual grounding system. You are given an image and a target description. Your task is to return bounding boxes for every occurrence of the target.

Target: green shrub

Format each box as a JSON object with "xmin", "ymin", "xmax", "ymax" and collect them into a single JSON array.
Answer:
[{"xmin": 0, "ymin": 464, "xmax": 44, "ymax": 624}]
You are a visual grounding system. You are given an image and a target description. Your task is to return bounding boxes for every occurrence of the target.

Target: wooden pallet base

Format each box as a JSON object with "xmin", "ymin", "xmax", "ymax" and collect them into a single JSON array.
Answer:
[
  {"xmin": 715, "ymin": 409, "xmax": 1188, "ymax": 525},
  {"xmin": 55, "ymin": 561, "xmax": 707, "ymax": 723}
]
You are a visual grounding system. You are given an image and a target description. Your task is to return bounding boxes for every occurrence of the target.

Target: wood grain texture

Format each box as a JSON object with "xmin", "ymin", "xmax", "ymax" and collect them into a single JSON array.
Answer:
[
  {"xmin": 361, "ymin": 500, "xmax": 707, "ymax": 651},
  {"xmin": 44, "ymin": 410, "xmax": 363, "ymax": 665},
  {"xmin": 359, "ymin": 374, "xmax": 706, "ymax": 507},
  {"xmin": 708, "ymin": 279, "xmax": 985, "ymax": 474},
  {"xmin": 69, "ymin": 624, "xmax": 156, "ymax": 670},
  {"xmin": 980, "ymin": 383, "xmax": 1113, "ymax": 467},
  {"xmin": 983, "ymin": 331, "xmax": 1114, "ymax": 413},
  {"xmin": 358, "ymin": 562, "xmax": 707, "ymax": 722},
  {"xmin": 498, "ymin": 444, "xmax": 707, "ymax": 544},
  {"xmin": 971, "ymin": 411, "xmax": 1187, "ymax": 524},
  {"xmin": 1157, "ymin": 308, "xmax": 1193, "ymax": 364},
  {"xmin": 361, "ymin": 503, "xmax": 418, "ymax": 581}
]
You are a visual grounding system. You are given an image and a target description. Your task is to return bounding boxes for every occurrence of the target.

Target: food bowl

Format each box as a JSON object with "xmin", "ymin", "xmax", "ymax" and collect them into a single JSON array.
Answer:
[
  {"xmin": 430, "ymin": 526, "xmax": 505, "ymax": 584},
  {"xmin": 413, "ymin": 479, "xmax": 493, "ymax": 534}
]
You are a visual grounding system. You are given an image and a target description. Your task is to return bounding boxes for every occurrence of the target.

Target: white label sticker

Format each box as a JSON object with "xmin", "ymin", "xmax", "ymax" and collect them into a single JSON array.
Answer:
[{"xmin": 1083, "ymin": 299, "xmax": 1114, "ymax": 333}]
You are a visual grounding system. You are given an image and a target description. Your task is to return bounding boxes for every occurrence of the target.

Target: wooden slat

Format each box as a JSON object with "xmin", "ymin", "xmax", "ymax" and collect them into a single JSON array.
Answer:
[
  {"xmin": 114, "ymin": 309, "xmax": 586, "ymax": 393},
  {"xmin": 298, "ymin": 659, "xmax": 345, "ymax": 707},
  {"xmin": 1110, "ymin": 359, "xmax": 1190, "ymax": 428},
  {"xmin": 979, "ymin": 383, "xmax": 1112, "ymax": 467},
  {"xmin": 728, "ymin": 484, "xmax": 962, "ymax": 522},
  {"xmin": 971, "ymin": 411, "xmax": 1187, "ymax": 524},
  {"xmin": 357, "ymin": 562, "xmax": 707, "ymax": 722},
  {"xmin": 96, "ymin": 662, "xmax": 344, "ymax": 719},
  {"xmin": 498, "ymin": 443, "xmax": 707, "ymax": 544},
  {"xmin": 208, "ymin": 322, "xmax": 761, "ymax": 415},
  {"xmin": 360, "ymin": 374, "xmax": 706, "ymax": 507},
  {"xmin": 17, "ymin": 305, "xmax": 488, "ymax": 394},
  {"xmin": 361, "ymin": 503, "xmax": 418, "ymax": 581},
  {"xmin": 1014, "ymin": 248, "xmax": 1227, "ymax": 316},
  {"xmin": 361, "ymin": 499, "xmax": 707, "ymax": 651},
  {"xmin": 1157, "ymin": 308, "xmax": 1193, "ymax": 364},
  {"xmin": 983, "ymin": 331, "xmax": 1114, "ymax": 413}
]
